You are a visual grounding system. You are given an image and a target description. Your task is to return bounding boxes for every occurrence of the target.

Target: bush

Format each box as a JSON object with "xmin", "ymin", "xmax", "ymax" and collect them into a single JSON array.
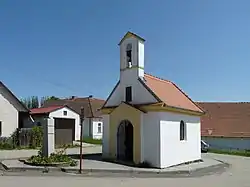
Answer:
[
  {"xmin": 0, "ymin": 126, "xmax": 43, "ymax": 150},
  {"xmin": 30, "ymin": 126, "xmax": 43, "ymax": 148},
  {"xmin": 27, "ymin": 147, "xmax": 77, "ymax": 166},
  {"xmin": 0, "ymin": 137, "xmax": 15, "ymax": 150}
]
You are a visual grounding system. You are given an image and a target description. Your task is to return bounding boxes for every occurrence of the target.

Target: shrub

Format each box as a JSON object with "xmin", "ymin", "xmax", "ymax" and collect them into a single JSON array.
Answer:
[
  {"xmin": 27, "ymin": 146, "xmax": 77, "ymax": 166},
  {"xmin": 30, "ymin": 126, "xmax": 43, "ymax": 148},
  {"xmin": 0, "ymin": 137, "xmax": 14, "ymax": 150},
  {"xmin": 0, "ymin": 126, "xmax": 43, "ymax": 150}
]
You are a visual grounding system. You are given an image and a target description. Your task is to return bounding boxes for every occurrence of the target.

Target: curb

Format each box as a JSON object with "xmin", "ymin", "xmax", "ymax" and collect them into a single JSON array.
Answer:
[
  {"xmin": 0, "ymin": 160, "xmax": 230, "ymax": 178},
  {"xmin": 60, "ymin": 162, "xmax": 230, "ymax": 178},
  {"xmin": 0, "ymin": 162, "xmax": 62, "ymax": 173},
  {"xmin": 60, "ymin": 167, "xmax": 191, "ymax": 175}
]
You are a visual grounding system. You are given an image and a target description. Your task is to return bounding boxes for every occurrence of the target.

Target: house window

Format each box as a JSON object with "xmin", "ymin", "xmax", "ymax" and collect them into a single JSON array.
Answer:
[
  {"xmin": 125, "ymin": 86, "xmax": 132, "ymax": 102},
  {"xmin": 180, "ymin": 120, "xmax": 186, "ymax": 141},
  {"xmin": 63, "ymin": 111, "xmax": 67, "ymax": 116},
  {"xmin": 126, "ymin": 43, "xmax": 132, "ymax": 68},
  {"xmin": 97, "ymin": 123, "xmax": 102, "ymax": 133},
  {"xmin": 0, "ymin": 121, "xmax": 2, "ymax": 136}
]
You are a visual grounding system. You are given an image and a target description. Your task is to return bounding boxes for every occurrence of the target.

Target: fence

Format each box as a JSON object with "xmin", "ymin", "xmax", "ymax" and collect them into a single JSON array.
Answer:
[{"xmin": 0, "ymin": 127, "xmax": 43, "ymax": 149}]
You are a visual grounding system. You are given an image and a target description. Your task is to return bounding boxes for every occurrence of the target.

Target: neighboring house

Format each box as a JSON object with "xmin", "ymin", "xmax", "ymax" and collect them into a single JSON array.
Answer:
[
  {"xmin": 0, "ymin": 81, "xmax": 30, "ymax": 137},
  {"xmin": 42, "ymin": 97, "xmax": 105, "ymax": 139},
  {"xmin": 27, "ymin": 105, "xmax": 80, "ymax": 146},
  {"xmin": 101, "ymin": 31, "xmax": 205, "ymax": 168},
  {"xmin": 198, "ymin": 102, "xmax": 250, "ymax": 150}
]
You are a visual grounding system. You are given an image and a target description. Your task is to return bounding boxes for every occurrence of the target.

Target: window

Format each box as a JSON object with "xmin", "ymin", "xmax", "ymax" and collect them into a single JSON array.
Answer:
[
  {"xmin": 125, "ymin": 86, "xmax": 132, "ymax": 102},
  {"xmin": 180, "ymin": 120, "xmax": 186, "ymax": 141},
  {"xmin": 97, "ymin": 123, "xmax": 102, "ymax": 133},
  {"xmin": 63, "ymin": 111, "xmax": 67, "ymax": 116},
  {"xmin": 126, "ymin": 43, "xmax": 132, "ymax": 68},
  {"xmin": 0, "ymin": 121, "xmax": 2, "ymax": 136}
]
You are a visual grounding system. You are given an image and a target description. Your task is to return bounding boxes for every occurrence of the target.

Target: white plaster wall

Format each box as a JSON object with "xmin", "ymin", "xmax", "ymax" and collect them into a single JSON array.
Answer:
[
  {"xmin": 49, "ymin": 107, "xmax": 80, "ymax": 141},
  {"xmin": 0, "ymin": 94, "xmax": 18, "ymax": 137},
  {"xmin": 43, "ymin": 117, "xmax": 55, "ymax": 156},
  {"xmin": 102, "ymin": 114, "xmax": 110, "ymax": 158},
  {"xmin": 159, "ymin": 112, "xmax": 201, "ymax": 168},
  {"xmin": 83, "ymin": 118, "xmax": 90, "ymax": 137},
  {"xmin": 104, "ymin": 82, "xmax": 122, "ymax": 107},
  {"xmin": 120, "ymin": 37, "xmax": 141, "ymax": 70},
  {"xmin": 105, "ymin": 36, "xmax": 157, "ymax": 107},
  {"xmin": 105, "ymin": 80, "xmax": 157, "ymax": 107},
  {"xmin": 138, "ymin": 40, "xmax": 144, "ymax": 78},
  {"xmin": 142, "ymin": 112, "xmax": 161, "ymax": 167},
  {"xmin": 92, "ymin": 119, "xmax": 103, "ymax": 139}
]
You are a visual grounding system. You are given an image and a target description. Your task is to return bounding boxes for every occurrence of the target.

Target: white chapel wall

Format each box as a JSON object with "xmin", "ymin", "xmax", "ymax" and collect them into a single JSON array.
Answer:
[
  {"xmin": 102, "ymin": 114, "xmax": 110, "ymax": 158},
  {"xmin": 159, "ymin": 112, "xmax": 201, "ymax": 168},
  {"xmin": 105, "ymin": 79, "xmax": 158, "ymax": 107},
  {"xmin": 142, "ymin": 112, "xmax": 161, "ymax": 167}
]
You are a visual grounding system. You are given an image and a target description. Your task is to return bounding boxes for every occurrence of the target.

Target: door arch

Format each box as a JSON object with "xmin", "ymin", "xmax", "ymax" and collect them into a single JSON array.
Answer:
[{"xmin": 117, "ymin": 120, "xmax": 133, "ymax": 161}]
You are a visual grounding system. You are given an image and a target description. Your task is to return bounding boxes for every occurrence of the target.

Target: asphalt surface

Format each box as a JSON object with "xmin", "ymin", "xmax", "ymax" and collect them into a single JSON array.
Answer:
[{"xmin": 0, "ymin": 153, "xmax": 249, "ymax": 186}]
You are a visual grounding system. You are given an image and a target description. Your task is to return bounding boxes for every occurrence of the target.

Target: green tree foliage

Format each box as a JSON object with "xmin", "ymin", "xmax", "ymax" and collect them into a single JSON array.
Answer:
[
  {"xmin": 40, "ymin": 96, "xmax": 60, "ymax": 107},
  {"xmin": 20, "ymin": 96, "xmax": 39, "ymax": 109}
]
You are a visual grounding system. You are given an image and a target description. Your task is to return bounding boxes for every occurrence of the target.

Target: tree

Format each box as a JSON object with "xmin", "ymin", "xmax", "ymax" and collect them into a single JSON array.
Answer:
[
  {"xmin": 40, "ymin": 96, "xmax": 60, "ymax": 107},
  {"xmin": 20, "ymin": 96, "xmax": 39, "ymax": 109}
]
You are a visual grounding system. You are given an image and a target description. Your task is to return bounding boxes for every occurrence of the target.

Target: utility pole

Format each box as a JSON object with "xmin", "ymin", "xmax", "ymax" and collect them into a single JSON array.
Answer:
[{"xmin": 79, "ymin": 107, "xmax": 84, "ymax": 174}]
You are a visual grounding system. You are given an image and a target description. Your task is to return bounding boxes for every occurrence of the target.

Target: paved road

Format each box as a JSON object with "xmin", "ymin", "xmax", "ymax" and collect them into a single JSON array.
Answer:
[{"xmin": 0, "ymin": 153, "xmax": 250, "ymax": 187}]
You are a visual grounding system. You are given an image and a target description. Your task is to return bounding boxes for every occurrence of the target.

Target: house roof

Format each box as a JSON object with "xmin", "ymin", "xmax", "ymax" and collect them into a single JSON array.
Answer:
[
  {"xmin": 197, "ymin": 102, "xmax": 250, "ymax": 138},
  {"xmin": 143, "ymin": 74, "xmax": 204, "ymax": 113},
  {"xmin": 0, "ymin": 81, "xmax": 29, "ymax": 112},
  {"xmin": 118, "ymin": 31, "xmax": 145, "ymax": 45},
  {"xmin": 30, "ymin": 105, "xmax": 65, "ymax": 115},
  {"xmin": 42, "ymin": 97, "xmax": 105, "ymax": 118},
  {"xmin": 102, "ymin": 73, "xmax": 204, "ymax": 114}
]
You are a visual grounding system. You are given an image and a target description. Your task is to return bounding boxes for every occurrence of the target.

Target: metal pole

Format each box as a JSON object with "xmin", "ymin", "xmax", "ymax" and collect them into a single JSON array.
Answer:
[{"xmin": 79, "ymin": 107, "xmax": 84, "ymax": 174}]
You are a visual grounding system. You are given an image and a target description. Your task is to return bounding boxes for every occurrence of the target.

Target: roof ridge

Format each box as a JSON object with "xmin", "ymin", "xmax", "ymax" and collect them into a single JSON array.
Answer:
[
  {"xmin": 145, "ymin": 73, "xmax": 171, "ymax": 83},
  {"xmin": 34, "ymin": 105, "xmax": 64, "ymax": 109}
]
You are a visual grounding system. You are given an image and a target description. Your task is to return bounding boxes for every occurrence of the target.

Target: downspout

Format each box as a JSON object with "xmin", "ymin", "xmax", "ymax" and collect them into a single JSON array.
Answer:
[{"xmin": 29, "ymin": 115, "xmax": 35, "ymax": 123}]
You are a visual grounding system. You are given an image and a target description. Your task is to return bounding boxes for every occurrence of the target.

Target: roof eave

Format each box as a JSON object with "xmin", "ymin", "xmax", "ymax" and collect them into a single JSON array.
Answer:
[
  {"xmin": 0, "ymin": 81, "xmax": 29, "ymax": 112},
  {"xmin": 118, "ymin": 31, "xmax": 146, "ymax": 45},
  {"xmin": 163, "ymin": 103, "xmax": 205, "ymax": 115}
]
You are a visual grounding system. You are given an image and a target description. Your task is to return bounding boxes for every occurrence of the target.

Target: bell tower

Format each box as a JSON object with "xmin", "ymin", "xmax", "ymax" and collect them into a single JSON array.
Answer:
[{"xmin": 119, "ymin": 31, "xmax": 145, "ymax": 82}]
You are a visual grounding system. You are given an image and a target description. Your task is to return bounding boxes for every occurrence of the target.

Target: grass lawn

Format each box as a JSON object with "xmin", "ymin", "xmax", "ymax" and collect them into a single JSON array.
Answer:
[
  {"xmin": 208, "ymin": 148, "xmax": 250, "ymax": 157},
  {"xmin": 80, "ymin": 137, "xmax": 102, "ymax": 145}
]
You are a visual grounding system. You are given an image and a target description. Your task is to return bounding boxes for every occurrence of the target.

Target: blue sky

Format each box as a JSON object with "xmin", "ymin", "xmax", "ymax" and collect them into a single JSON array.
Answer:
[{"xmin": 1, "ymin": 0, "xmax": 250, "ymax": 102}]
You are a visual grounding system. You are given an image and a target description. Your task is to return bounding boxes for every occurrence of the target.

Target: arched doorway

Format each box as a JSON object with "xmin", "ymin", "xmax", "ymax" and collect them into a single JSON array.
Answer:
[{"xmin": 117, "ymin": 120, "xmax": 133, "ymax": 162}]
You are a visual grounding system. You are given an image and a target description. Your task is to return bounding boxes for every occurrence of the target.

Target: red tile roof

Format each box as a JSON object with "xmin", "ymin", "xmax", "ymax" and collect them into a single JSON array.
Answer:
[
  {"xmin": 144, "ymin": 74, "xmax": 204, "ymax": 113},
  {"xmin": 197, "ymin": 102, "xmax": 250, "ymax": 138},
  {"xmin": 30, "ymin": 105, "xmax": 64, "ymax": 115},
  {"xmin": 42, "ymin": 97, "xmax": 105, "ymax": 118}
]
